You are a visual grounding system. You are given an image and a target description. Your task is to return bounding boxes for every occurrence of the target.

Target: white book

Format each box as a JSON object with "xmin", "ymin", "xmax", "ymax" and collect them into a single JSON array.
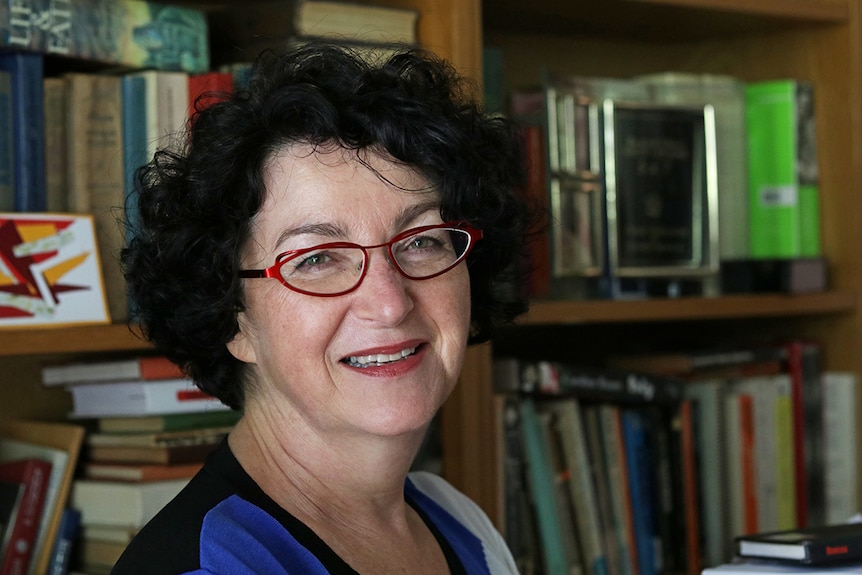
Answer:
[
  {"xmin": 704, "ymin": 561, "xmax": 862, "ymax": 575},
  {"xmin": 822, "ymin": 372, "xmax": 859, "ymax": 524},
  {"xmin": 68, "ymin": 378, "xmax": 229, "ymax": 418},
  {"xmin": 70, "ymin": 478, "xmax": 189, "ymax": 528}
]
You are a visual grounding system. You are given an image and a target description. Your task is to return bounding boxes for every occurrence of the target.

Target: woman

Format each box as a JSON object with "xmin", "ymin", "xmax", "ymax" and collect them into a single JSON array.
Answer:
[{"xmin": 113, "ymin": 43, "xmax": 532, "ymax": 574}]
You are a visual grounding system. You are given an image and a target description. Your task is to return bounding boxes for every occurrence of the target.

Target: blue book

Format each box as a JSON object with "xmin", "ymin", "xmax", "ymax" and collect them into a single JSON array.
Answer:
[
  {"xmin": 121, "ymin": 73, "xmax": 148, "ymax": 243},
  {"xmin": 0, "ymin": 69, "xmax": 12, "ymax": 212},
  {"xmin": 47, "ymin": 507, "xmax": 81, "ymax": 575},
  {"xmin": 0, "ymin": 51, "xmax": 45, "ymax": 212},
  {"xmin": 621, "ymin": 408, "xmax": 659, "ymax": 575}
]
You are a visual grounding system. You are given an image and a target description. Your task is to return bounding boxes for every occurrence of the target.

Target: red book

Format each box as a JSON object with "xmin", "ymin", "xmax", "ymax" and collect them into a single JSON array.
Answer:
[
  {"xmin": 679, "ymin": 400, "xmax": 702, "ymax": 575},
  {"xmin": 188, "ymin": 71, "xmax": 233, "ymax": 114},
  {"xmin": 517, "ymin": 124, "xmax": 551, "ymax": 299},
  {"xmin": 739, "ymin": 394, "xmax": 759, "ymax": 535},
  {"xmin": 0, "ymin": 459, "xmax": 52, "ymax": 575}
]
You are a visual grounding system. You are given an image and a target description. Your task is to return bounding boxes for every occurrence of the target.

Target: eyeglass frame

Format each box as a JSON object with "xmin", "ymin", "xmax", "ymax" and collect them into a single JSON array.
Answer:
[{"xmin": 238, "ymin": 221, "xmax": 483, "ymax": 297}]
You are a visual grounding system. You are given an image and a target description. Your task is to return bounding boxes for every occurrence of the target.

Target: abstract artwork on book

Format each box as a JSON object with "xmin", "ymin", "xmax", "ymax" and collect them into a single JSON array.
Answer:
[{"xmin": 0, "ymin": 213, "xmax": 109, "ymax": 327}]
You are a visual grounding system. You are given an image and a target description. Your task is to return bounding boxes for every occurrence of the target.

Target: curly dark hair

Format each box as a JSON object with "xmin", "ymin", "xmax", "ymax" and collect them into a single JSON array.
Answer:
[{"xmin": 122, "ymin": 43, "xmax": 534, "ymax": 410}]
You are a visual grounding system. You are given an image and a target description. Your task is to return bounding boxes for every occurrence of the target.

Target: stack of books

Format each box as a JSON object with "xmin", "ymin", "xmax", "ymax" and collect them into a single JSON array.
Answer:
[{"xmin": 41, "ymin": 355, "xmax": 239, "ymax": 573}]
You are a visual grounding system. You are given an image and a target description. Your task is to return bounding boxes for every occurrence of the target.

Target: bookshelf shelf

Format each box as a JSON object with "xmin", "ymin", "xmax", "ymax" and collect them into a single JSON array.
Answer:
[
  {"xmin": 519, "ymin": 291, "xmax": 856, "ymax": 325},
  {"xmin": 482, "ymin": 0, "xmax": 848, "ymax": 40},
  {"xmin": 0, "ymin": 323, "xmax": 149, "ymax": 357}
]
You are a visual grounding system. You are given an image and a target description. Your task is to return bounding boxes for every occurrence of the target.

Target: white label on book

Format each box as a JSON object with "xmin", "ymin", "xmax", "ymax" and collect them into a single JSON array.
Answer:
[{"xmin": 759, "ymin": 185, "xmax": 798, "ymax": 207}]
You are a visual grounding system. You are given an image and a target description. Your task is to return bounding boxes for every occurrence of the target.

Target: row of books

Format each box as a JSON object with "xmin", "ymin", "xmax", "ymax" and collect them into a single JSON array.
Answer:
[
  {"xmin": 37, "ymin": 354, "xmax": 238, "ymax": 574},
  {"xmin": 494, "ymin": 340, "xmax": 858, "ymax": 575},
  {"xmin": 0, "ymin": 0, "xmax": 420, "ymax": 331},
  {"xmin": 503, "ymin": 67, "xmax": 825, "ymax": 301}
]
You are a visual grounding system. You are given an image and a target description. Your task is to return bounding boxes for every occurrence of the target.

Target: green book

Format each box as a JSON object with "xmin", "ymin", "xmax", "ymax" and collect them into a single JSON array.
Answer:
[{"xmin": 745, "ymin": 80, "xmax": 821, "ymax": 258}]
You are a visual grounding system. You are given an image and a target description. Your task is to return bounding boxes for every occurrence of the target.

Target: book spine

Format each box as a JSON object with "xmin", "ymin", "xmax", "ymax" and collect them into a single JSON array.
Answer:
[
  {"xmin": 0, "ymin": 52, "xmax": 45, "ymax": 212},
  {"xmin": 0, "ymin": 70, "xmax": 13, "ymax": 212},
  {"xmin": 519, "ymin": 398, "xmax": 572, "ymax": 575},
  {"xmin": 495, "ymin": 358, "xmax": 683, "ymax": 404},
  {"xmin": 0, "ymin": 0, "xmax": 209, "ymax": 73},
  {"xmin": 621, "ymin": 409, "xmax": 659, "ymax": 575},
  {"xmin": 0, "ymin": 459, "xmax": 52, "ymax": 575},
  {"xmin": 47, "ymin": 507, "xmax": 80, "ymax": 575},
  {"xmin": 745, "ymin": 80, "xmax": 821, "ymax": 258},
  {"xmin": 822, "ymin": 372, "xmax": 858, "ymax": 525}
]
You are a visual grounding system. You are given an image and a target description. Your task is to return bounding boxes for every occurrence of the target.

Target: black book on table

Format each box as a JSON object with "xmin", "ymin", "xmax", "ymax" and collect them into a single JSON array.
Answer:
[{"xmin": 736, "ymin": 523, "xmax": 862, "ymax": 565}]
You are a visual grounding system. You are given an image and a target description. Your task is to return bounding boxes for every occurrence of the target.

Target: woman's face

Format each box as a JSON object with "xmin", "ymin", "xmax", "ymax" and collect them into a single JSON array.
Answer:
[{"xmin": 229, "ymin": 145, "xmax": 472, "ymax": 441}]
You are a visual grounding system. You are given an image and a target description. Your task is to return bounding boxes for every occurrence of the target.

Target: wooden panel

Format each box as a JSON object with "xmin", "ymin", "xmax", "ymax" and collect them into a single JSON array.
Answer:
[
  {"xmin": 0, "ymin": 324, "xmax": 149, "ymax": 357},
  {"xmin": 484, "ymin": 0, "xmax": 847, "ymax": 39},
  {"xmin": 520, "ymin": 293, "xmax": 855, "ymax": 324}
]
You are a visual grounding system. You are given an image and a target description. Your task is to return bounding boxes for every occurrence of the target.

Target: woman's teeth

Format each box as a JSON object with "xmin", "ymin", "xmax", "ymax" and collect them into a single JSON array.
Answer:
[{"xmin": 345, "ymin": 347, "xmax": 417, "ymax": 368}]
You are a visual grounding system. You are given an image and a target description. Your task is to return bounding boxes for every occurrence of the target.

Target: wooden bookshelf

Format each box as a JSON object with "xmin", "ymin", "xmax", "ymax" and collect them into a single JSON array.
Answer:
[
  {"xmin": 2, "ymin": 0, "xmax": 861, "ymax": 552},
  {"xmin": 441, "ymin": 0, "xmax": 862, "ymax": 529}
]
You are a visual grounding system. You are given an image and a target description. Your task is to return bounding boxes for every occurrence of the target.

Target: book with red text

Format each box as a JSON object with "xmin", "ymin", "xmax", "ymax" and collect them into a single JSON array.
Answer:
[
  {"xmin": 0, "ymin": 458, "xmax": 52, "ymax": 575},
  {"xmin": 736, "ymin": 523, "xmax": 862, "ymax": 566},
  {"xmin": 67, "ymin": 378, "xmax": 228, "ymax": 418}
]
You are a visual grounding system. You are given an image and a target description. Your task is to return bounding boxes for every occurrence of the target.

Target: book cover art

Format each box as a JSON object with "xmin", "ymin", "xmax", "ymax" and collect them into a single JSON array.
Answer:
[
  {"xmin": 0, "ymin": 0, "xmax": 209, "ymax": 73},
  {"xmin": 0, "ymin": 212, "xmax": 110, "ymax": 327}
]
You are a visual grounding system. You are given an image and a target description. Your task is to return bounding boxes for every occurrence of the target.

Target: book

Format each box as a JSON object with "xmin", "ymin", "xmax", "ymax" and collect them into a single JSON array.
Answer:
[
  {"xmin": 620, "ymin": 408, "xmax": 660, "ymax": 575},
  {"xmin": 187, "ymin": 70, "xmax": 233, "ymax": 115},
  {"xmin": 736, "ymin": 523, "xmax": 862, "ymax": 565},
  {"xmin": 549, "ymin": 399, "xmax": 610, "ymax": 575},
  {"xmin": 607, "ymin": 344, "xmax": 788, "ymax": 378},
  {"xmin": 684, "ymin": 379, "xmax": 728, "ymax": 567},
  {"xmin": 0, "ymin": 480, "xmax": 23, "ymax": 558},
  {"xmin": 494, "ymin": 357, "xmax": 684, "ymax": 404},
  {"xmin": 0, "ymin": 51, "xmax": 45, "ymax": 212},
  {"xmin": 745, "ymin": 80, "xmax": 821, "ymax": 258},
  {"xmin": 0, "ymin": 419, "xmax": 84, "ymax": 575},
  {"xmin": 784, "ymin": 340, "xmax": 824, "ymax": 529},
  {"xmin": 41, "ymin": 355, "xmax": 185, "ymax": 387},
  {"xmin": 209, "ymin": 0, "xmax": 419, "ymax": 65},
  {"xmin": 65, "ymin": 72, "xmax": 127, "ymax": 322},
  {"xmin": 86, "ymin": 440, "xmax": 222, "ymax": 465},
  {"xmin": 0, "ymin": 70, "xmax": 12, "ymax": 212},
  {"xmin": 96, "ymin": 410, "xmax": 240, "ymax": 433},
  {"xmin": 704, "ymin": 560, "xmax": 862, "ymax": 575},
  {"xmin": 86, "ymin": 426, "xmax": 233, "ymax": 448},
  {"xmin": 538, "ymin": 408, "xmax": 585, "ymax": 575},
  {"xmin": 0, "ymin": 213, "xmax": 111, "ymax": 328},
  {"xmin": 81, "ymin": 461, "xmax": 202, "ymax": 482},
  {"xmin": 0, "ymin": 458, "xmax": 53, "ymax": 575},
  {"xmin": 67, "ymin": 378, "xmax": 229, "ymax": 418},
  {"xmin": 821, "ymin": 372, "xmax": 858, "ymax": 525},
  {"xmin": 599, "ymin": 404, "xmax": 639, "ymax": 575},
  {"xmin": 516, "ymin": 123, "xmax": 552, "ymax": 300},
  {"xmin": 0, "ymin": 0, "xmax": 209, "ymax": 73},
  {"xmin": 76, "ymin": 537, "xmax": 128, "ymax": 571},
  {"xmin": 70, "ymin": 477, "xmax": 190, "ymax": 528},
  {"xmin": 42, "ymin": 77, "xmax": 68, "ymax": 213},
  {"xmin": 679, "ymin": 400, "xmax": 703, "ymax": 575},
  {"xmin": 47, "ymin": 507, "xmax": 80, "ymax": 575},
  {"xmin": 518, "ymin": 398, "xmax": 576, "ymax": 575}
]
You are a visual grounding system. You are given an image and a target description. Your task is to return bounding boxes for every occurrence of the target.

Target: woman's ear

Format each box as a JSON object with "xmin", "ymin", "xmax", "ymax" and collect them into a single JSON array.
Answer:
[{"xmin": 227, "ymin": 311, "xmax": 257, "ymax": 364}]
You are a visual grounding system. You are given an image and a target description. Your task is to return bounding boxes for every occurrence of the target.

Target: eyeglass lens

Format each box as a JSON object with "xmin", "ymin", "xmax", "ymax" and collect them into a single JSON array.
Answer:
[{"xmin": 281, "ymin": 227, "xmax": 471, "ymax": 295}]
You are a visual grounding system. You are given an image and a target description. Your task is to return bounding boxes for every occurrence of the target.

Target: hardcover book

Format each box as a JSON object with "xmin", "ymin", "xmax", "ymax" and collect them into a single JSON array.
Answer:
[
  {"xmin": 736, "ymin": 523, "xmax": 862, "ymax": 565},
  {"xmin": 0, "ymin": 458, "xmax": 52, "ymax": 575},
  {"xmin": 745, "ymin": 80, "xmax": 821, "ymax": 258},
  {"xmin": 0, "ymin": 0, "xmax": 209, "ymax": 73},
  {"xmin": 0, "ymin": 213, "xmax": 110, "ymax": 328}
]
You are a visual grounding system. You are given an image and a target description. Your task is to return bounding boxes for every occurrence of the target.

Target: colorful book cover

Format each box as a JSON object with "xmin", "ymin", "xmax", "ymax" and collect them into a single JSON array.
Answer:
[
  {"xmin": 0, "ymin": 51, "xmax": 45, "ymax": 212},
  {"xmin": 0, "ymin": 0, "xmax": 209, "ymax": 73},
  {"xmin": 745, "ymin": 80, "xmax": 821, "ymax": 258},
  {"xmin": 0, "ymin": 212, "xmax": 110, "ymax": 327}
]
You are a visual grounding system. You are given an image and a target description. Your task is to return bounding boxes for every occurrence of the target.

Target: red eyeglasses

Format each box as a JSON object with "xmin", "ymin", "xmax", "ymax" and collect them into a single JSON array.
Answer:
[{"xmin": 239, "ymin": 221, "xmax": 483, "ymax": 297}]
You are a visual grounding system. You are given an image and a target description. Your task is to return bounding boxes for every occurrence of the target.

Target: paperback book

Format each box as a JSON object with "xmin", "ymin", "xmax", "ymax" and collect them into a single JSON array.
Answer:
[{"xmin": 736, "ymin": 523, "xmax": 862, "ymax": 565}]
